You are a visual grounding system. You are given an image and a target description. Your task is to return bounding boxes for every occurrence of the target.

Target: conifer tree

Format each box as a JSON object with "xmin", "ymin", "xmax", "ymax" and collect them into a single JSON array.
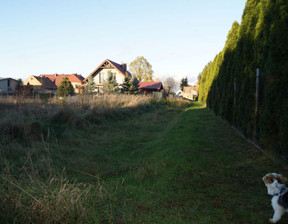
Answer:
[
  {"xmin": 85, "ymin": 75, "xmax": 95, "ymax": 94},
  {"xmin": 180, "ymin": 77, "xmax": 188, "ymax": 91},
  {"xmin": 104, "ymin": 71, "xmax": 119, "ymax": 93},
  {"xmin": 57, "ymin": 77, "xmax": 74, "ymax": 97},
  {"xmin": 129, "ymin": 76, "xmax": 139, "ymax": 94},
  {"xmin": 198, "ymin": 0, "xmax": 288, "ymax": 158},
  {"xmin": 121, "ymin": 75, "xmax": 131, "ymax": 94}
]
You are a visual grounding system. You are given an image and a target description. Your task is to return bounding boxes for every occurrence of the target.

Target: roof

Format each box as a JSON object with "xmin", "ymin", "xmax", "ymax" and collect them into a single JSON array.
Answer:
[
  {"xmin": 84, "ymin": 59, "xmax": 131, "ymax": 82},
  {"xmin": 0, "ymin": 77, "xmax": 19, "ymax": 81},
  {"xmin": 39, "ymin": 74, "xmax": 85, "ymax": 86},
  {"xmin": 39, "ymin": 74, "xmax": 57, "ymax": 83},
  {"xmin": 138, "ymin": 82, "xmax": 163, "ymax": 90},
  {"xmin": 55, "ymin": 74, "xmax": 84, "ymax": 86},
  {"xmin": 35, "ymin": 76, "xmax": 57, "ymax": 90}
]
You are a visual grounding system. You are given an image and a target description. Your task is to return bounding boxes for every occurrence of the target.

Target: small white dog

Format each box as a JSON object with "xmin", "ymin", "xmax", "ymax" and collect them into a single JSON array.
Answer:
[{"xmin": 263, "ymin": 173, "xmax": 288, "ymax": 223}]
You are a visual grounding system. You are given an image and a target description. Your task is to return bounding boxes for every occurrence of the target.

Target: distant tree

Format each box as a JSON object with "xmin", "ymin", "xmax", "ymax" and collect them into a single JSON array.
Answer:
[
  {"xmin": 85, "ymin": 76, "xmax": 95, "ymax": 94},
  {"xmin": 104, "ymin": 71, "xmax": 119, "ymax": 93},
  {"xmin": 180, "ymin": 77, "xmax": 188, "ymax": 91},
  {"xmin": 129, "ymin": 56, "xmax": 154, "ymax": 82},
  {"xmin": 15, "ymin": 79, "xmax": 22, "ymax": 93},
  {"xmin": 197, "ymin": 73, "xmax": 202, "ymax": 85},
  {"xmin": 57, "ymin": 77, "xmax": 74, "ymax": 97},
  {"xmin": 121, "ymin": 75, "xmax": 139, "ymax": 94},
  {"xmin": 164, "ymin": 77, "xmax": 177, "ymax": 94},
  {"xmin": 121, "ymin": 75, "xmax": 131, "ymax": 94},
  {"xmin": 129, "ymin": 76, "xmax": 139, "ymax": 94}
]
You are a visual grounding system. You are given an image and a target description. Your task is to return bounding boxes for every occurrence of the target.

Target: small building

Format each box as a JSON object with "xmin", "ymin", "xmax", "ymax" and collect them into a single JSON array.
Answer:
[
  {"xmin": 23, "ymin": 75, "xmax": 57, "ymax": 92},
  {"xmin": 83, "ymin": 59, "xmax": 131, "ymax": 93},
  {"xmin": 138, "ymin": 82, "xmax": 164, "ymax": 95},
  {"xmin": 175, "ymin": 90, "xmax": 183, "ymax": 97},
  {"xmin": 183, "ymin": 85, "xmax": 198, "ymax": 100},
  {"xmin": 0, "ymin": 78, "xmax": 20, "ymax": 93},
  {"xmin": 39, "ymin": 73, "xmax": 85, "ymax": 94}
]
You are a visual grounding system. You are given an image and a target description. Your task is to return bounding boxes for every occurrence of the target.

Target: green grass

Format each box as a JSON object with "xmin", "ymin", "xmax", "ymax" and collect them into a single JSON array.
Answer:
[{"xmin": 1, "ymin": 99, "xmax": 287, "ymax": 223}]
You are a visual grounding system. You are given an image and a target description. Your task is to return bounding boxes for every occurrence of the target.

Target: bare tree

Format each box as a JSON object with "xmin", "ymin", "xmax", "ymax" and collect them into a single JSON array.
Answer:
[{"xmin": 163, "ymin": 77, "xmax": 177, "ymax": 94}]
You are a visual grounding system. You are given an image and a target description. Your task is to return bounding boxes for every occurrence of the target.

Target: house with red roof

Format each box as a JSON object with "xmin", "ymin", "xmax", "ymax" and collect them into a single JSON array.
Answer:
[
  {"xmin": 39, "ymin": 73, "xmax": 84, "ymax": 94},
  {"xmin": 138, "ymin": 82, "xmax": 164, "ymax": 95},
  {"xmin": 23, "ymin": 75, "xmax": 57, "ymax": 92},
  {"xmin": 84, "ymin": 59, "xmax": 131, "ymax": 93}
]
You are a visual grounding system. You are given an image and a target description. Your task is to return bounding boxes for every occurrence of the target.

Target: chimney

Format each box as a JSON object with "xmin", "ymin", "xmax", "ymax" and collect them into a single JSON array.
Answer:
[{"xmin": 121, "ymin": 63, "xmax": 127, "ymax": 73}]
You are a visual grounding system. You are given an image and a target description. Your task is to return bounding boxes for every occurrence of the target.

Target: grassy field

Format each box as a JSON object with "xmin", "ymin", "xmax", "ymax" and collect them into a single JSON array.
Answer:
[{"xmin": 0, "ymin": 97, "xmax": 287, "ymax": 223}]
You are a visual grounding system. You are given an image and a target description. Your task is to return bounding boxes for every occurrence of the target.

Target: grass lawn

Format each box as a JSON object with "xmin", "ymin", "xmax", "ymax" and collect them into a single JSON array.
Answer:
[{"xmin": 1, "ymin": 100, "xmax": 286, "ymax": 223}]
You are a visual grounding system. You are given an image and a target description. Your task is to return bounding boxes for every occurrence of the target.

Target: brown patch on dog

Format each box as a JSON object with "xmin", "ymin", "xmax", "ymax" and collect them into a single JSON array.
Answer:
[
  {"xmin": 263, "ymin": 173, "xmax": 287, "ymax": 184},
  {"xmin": 263, "ymin": 174, "xmax": 275, "ymax": 184},
  {"xmin": 276, "ymin": 174, "xmax": 287, "ymax": 184}
]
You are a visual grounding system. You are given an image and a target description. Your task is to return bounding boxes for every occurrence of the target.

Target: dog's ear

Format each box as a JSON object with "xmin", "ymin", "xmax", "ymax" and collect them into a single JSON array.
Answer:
[
  {"xmin": 276, "ymin": 174, "xmax": 287, "ymax": 184},
  {"xmin": 263, "ymin": 174, "xmax": 275, "ymax": 184}
]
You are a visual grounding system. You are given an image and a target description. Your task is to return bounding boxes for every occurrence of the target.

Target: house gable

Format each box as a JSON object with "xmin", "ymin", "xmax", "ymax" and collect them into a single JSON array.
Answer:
[
  {"xmin": 84, "ymin": 59, "xmax": 131, "ymax": 93},
  {"xmin": 84, "ymin": 59, "xmax": 131, "ymax": 82},
  {"xmin": 23, "ymin": 75, "xmax": 57, "ymax": 91},
  {"xmin": 24, "ymin": 75, "xmax": 42, "ymax": 86}
]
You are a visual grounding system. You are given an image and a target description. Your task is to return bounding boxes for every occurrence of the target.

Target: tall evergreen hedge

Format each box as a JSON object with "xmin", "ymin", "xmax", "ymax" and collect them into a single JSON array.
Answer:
[{"xmin": 198, "ymin": 0, "xmax": 288, "ymax": 159}]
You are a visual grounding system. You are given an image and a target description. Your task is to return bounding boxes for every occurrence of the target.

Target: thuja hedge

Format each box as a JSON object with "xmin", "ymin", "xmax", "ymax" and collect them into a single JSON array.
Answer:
[{"xmin": 198, "ymin": 0, "xmax": 288, "ymax": 159}]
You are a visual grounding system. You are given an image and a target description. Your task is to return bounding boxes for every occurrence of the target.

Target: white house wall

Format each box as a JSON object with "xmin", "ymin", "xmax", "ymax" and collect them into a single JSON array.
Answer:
[
  {"xmin": 92, "ymin": 69, "xmax": 125, "ymax": 86},
  {"xmin": 71, "ymin": 82, "xmax": 81, "ymax": 93},
  {"xmin": 0, "ymin": 79, "xmax": 18, "ymax": 91}
]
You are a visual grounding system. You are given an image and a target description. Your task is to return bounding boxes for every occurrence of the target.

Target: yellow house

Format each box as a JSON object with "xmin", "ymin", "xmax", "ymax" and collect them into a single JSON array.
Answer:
[{"xmin": 24, "ymin": 75, "xmax": 57, "ymax": 92}]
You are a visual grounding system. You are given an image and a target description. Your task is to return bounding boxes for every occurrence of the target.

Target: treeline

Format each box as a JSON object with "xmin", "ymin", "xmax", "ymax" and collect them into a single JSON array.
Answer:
[{"xmin": 198, "ymin": 0, "xmax": 288, "ymax": 158}]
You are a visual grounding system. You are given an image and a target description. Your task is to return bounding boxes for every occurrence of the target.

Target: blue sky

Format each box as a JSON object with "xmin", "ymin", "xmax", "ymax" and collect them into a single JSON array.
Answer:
[{"xmin": 0, "ymin": 0, "xmax": 246, "ymax": 84}]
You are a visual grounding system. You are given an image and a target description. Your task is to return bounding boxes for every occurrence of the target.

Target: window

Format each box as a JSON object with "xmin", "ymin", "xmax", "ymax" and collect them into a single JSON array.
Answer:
[
  {"xmin": 99, "ymin": 73, "xmax": 102, "ymax": 83},
  {"xmin": 7, "ymin": 79, "xmax": 10, "ymax": 87}
]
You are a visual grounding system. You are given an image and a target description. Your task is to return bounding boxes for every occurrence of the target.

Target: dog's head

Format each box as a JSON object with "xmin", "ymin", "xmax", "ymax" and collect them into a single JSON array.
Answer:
[{"xmin": 262, "ymin": 173, "xmax": 287, "ymax": 195}]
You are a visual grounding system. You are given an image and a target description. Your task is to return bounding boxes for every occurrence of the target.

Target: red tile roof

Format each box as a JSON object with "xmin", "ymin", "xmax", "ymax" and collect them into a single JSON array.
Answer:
[
  {"xmin": 84, "ymin": 59, "xmax": 131, "ymax": 82},
  {"xmin": 55, "ymin": 74, "xmax": 84, "ymax": 86},
  {"xmin": 35, "ymin": 76, "xmax": 57, "ymax": 90},
  {"xmin": 39, "ymin": 74, "xmax": 57, "ymax": 83},
  {"xmin": 39, "ymin": 74, "xmax": 85, "ymax": 87},
  {"xmin": 138, "ymin": 82, "xmax": 163, "ymax": 90}
]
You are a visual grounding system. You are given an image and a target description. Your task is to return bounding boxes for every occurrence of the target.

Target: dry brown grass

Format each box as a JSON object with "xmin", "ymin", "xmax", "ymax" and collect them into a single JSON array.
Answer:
[
  {"xmin": 0, "ymin": 140, "xmax": 110, "ymax": 224},
  {"xmin": 61, "ymin": 94, "xmax": 151, "ymax": 109},
  {"xmin": 0, "ymin": 94, "xmax": 154, "ymax": 223},
  {"xmin": 1, "ymin": 175, "xmax": 108, "ymax": 223}
]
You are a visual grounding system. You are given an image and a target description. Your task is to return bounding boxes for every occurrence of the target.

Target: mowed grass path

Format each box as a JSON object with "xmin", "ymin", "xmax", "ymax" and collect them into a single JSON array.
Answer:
[{"xmin": 57, "ymin": 101, "xmax": 285, "ymax": 223}]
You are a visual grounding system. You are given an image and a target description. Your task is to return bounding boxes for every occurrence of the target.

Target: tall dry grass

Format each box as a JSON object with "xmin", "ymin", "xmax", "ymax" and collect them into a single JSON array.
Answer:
[
  {"xmin": 64, "ymin": 94, "xmax": 151, "ymax": 109},
  {"xmin": 1, "ymin": 160, "xmax": 109, "ymax": 223},
  {"xmin": 0, "ymin": 127, "xmax": 110, "ymax": 223},
  {"xmin": 0, "ymin": 94, "xmax": 152, "ymax": 142},
  {"xmin": 0, "ymin": 94, "xmax": 154, "ymax": 223}
]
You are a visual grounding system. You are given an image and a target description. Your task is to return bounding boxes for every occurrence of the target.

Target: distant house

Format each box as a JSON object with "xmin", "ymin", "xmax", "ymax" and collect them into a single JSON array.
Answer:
[
  {"xmin": 176, "ymin": 90, "xmax": 183, "ymax": 97},
  {"xmin": 183, "ymin": 85, "xmax": 198, "ymax": 100},
  {"xmin": 23, "ymin": 75, "xmax": 57, "ymax": 92},
  {"xmin": 39, "ymin": 73, "xmax": 85, "ymax": 94},
  {"xmin": 138, "ymin": 82, "xmax": 164, "ymax": 95},
  {"xmin": 0, "ymin": 78, "xmax": 20, "ymax": 93},
  {"xmin": 84, "ymin": 59, "xmax": 131, "ymax": 93}
]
